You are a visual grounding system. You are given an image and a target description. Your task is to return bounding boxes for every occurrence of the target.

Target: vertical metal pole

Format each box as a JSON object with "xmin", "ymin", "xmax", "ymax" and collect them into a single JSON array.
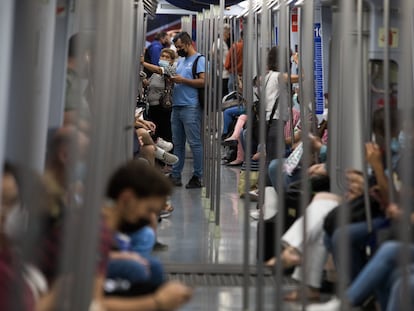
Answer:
[
  {"xmin": 6, "ymin": 0, "xmax": 58, "ymax": 172},
  {"xmin": 382, "ymin": 0, "xmax": 395, "ymax": 204},
  {"xmin": 356, "ymin": 0, "xmax": 373, "ymax": 238},
  {"xmin": 273, "ymin": 3, "xmax": 287, "ymax": 310},
  {"xmin": 215, "ymin": 0, "xmax": 225, "ymax": 230},
  {"xmin": 203, "ymin": 10, "xmax": 211, "ymax": 200},
  {"xmin": 243, "ymin": 0, "xmax": 255, "ymax": 307},
  {"xmin": 256, "ymin": 1, "xmax": 270, "ymax": 309},
  {"xmin": 48, "ymin": 2, "xmax": 73, "ymax": 129},
  {"xmin": 0, "ymin": 0, "xmax": 14, "ymax": 190},
  {"xmin": 211, "ymin": 7, "xmax": 219, "ymax": 223},
  {"xmin": 209, "ymin": 6, "xmax": 216, "ymax": 216},
  {"xmin": 298, "ymin": 0, "xmax": 315, "ymax": 308},
  {"xmin": 399, "ymin": 2, "xmax": 414, "ymax": 309},
  {"xmin": 337, "ymin": 0, "xmax": 353, "ymax": 302},
  {"xmin": 65, "ymin": 0, "xmax": 113, "ymax": 309}
]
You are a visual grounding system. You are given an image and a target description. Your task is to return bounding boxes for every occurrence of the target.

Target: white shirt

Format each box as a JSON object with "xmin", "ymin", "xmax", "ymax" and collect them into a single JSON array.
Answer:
[
  {"xmin": 212, "ymin": 39, "xmax": 230, "ymax": 79},
  {"xmin": 265, "ymin": 71, "xmax": 281, "ymax": 121}
]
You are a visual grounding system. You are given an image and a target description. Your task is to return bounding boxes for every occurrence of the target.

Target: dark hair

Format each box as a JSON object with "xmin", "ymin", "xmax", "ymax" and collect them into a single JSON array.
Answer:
[
  {"xmin": 3, "ymin": 162, "xmax": 18, "ymax": 179},
  {"xmin": 240, "ymin": 30, "xmax": 243, "ymax": 39},
  {"xmin": 154, "ymin": 31, "xmax": 168, "ymax": 41},
  {"xmin": 45, "ymin": 127, "xmax": 77, "ymax": 166},
  {"xmin": 106, "ymin": 160, "xmax": 172, "ymax": 200},
  {"xmin": 68, "ymin": 33, "xmax": 93, "ymax": 59},
  {"xmin": 173, "ymin": 31, "xmax": 192, "ymax": 45},
  {"xmin": 267, "ymin": 46, "xmax": 279, "ymax": 71},
  {"xmin": 68, "ymin": 34, "xmax": 79, "ymax": 59}
]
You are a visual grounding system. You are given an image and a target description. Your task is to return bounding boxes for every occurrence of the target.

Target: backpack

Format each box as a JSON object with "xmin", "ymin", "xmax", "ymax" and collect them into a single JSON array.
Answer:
[{"xmin": 192, "ymin": 54, "xmax": 205, "ymax": 109}]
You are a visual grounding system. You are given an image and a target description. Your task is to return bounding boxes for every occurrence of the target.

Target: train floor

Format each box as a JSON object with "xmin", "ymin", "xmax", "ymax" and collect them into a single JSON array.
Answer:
[{"xmin": 155, "ymin": 159, "xmax": 344, "ymax": 310}]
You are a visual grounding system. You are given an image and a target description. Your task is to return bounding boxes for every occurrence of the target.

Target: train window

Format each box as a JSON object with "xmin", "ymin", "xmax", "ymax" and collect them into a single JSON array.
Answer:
[{"xmin": 369, "ymin": 60, "xmax": 399, "ymax": 110}]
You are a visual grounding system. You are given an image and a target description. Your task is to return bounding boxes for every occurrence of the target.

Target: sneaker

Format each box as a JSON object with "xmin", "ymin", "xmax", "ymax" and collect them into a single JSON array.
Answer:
[
  {"xmin": 155, "ymin": 147, "xmax": 178, "ymax": 165},
  {"xmin": 153, "ymin": 241, "xmax": 169, "ymax": 252},
  {"xmin": 185, "ymin": 175, "xmax": 203, "ymax": 189},
  {"xmin": 250, "ymin": 210, "xmax": 260, "ymax": 220},
  {"xmin": 305, "ymin": 297, "xmax": 341, "ymax": 311},
  {"xmin": 168, "ymin": 174, "xmax": 182, "ymax": 187},
  {"xmin": 160, "ymin": 210, "xmax": 171, "ymax": 218},
  {"xmin": 156, "ymin": 138, "xmax": 173, "ymax": 152}
]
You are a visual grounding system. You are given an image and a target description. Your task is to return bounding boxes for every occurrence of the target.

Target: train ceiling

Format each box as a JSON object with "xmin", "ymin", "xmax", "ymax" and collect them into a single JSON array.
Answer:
[{"xmin": 165, "ymin": 0, "xmax": 244, "ymax": 12}]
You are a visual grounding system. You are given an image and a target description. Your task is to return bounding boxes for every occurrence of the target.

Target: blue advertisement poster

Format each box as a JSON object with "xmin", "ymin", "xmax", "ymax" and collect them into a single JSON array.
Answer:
[{"xmin": 314, "ymin": 23, "xmax": 324, "ymax": 114}]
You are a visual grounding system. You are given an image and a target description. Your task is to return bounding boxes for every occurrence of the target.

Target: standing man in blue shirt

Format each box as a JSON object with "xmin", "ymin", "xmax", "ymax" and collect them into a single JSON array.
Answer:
[
  {"xmin": 144, "ymin": 31, "xmax": 169, "ymax": 77},
  {"xmin": 169, "ymin": 32, "xmax": 205, "ymax": 189}
]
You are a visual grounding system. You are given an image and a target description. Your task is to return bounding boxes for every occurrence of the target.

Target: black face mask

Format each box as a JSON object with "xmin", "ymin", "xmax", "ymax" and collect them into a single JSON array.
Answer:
[
  {"xmin": 177, "ymin": 49, "xmax": 188, "ymax": 58},
  {"xmin": 118, "ymin": 218, "xmax": 150, "ymax": 234}
]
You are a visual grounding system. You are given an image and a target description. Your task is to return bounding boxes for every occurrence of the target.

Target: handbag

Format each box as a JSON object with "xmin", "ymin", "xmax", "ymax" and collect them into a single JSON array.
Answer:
[
  {"xmin": 222, "ymin": 91, "xmax": 245, "ymax": 111},
  {"xmin": 251, "ymin": 74, "xmax": 279, "ymax": 142},
  {"xmin": 159, "ymin": 78, "xmax": 173, "ymax": 110}
]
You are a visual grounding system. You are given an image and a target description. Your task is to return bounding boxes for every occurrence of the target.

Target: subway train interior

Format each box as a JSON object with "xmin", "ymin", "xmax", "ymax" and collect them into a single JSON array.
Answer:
[{"xmin": 1, "ymin": 0, "xmax": 414, "ymax": 310}]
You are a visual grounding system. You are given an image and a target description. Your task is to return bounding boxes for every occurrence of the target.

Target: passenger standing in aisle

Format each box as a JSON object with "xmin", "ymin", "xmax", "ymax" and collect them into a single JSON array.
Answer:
[
  {"xmin": 144, "ymin": 31, "xmax": 170, "ymax": 77},
  {"xmin": 212, "ymin": 23, "xmax": 231, "ymax": 97},
  {"xmin": 224, "ymin": 31, "xmax": 243, "ymax": 93},
  {"xmin": 169, "ymin": 32, "xmax": 205, "ymax": 189}
]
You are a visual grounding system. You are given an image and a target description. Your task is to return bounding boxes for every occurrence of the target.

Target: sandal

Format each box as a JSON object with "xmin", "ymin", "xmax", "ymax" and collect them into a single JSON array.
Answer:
[
  {"xmin": 284, "ymin": 289, "xmax": 321, "ymax": 302},
  {"xmin": 226, "ymin": 160, "xmax": 243, "ymax": 166}
]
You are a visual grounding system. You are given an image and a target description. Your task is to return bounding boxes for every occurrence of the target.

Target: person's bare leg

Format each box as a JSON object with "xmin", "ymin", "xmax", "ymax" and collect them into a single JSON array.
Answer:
[{"xmin": 225, "ymin": 114, "xmax": 247, "ymax": 141}]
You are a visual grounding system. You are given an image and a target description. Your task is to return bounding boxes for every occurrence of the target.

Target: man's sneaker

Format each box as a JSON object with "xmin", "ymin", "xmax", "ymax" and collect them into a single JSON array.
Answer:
[
  {"xmin": 160, "ymin": 210, "xmax": 171, "ymax": 218},
  {"xmin": 185, "ymin": 175, "xmax": 203, "ymax": 189},
  {"xmin": 168, "ymin": 174, "xmax": 182, "ymax": 187},
  {"xmin": 153, "ymin": 241, "xmax": 169, "ymax": 252},
  {"xmin": 156, "ymin": 138, "xmax": 173, "ymax": 152},
  {"xmin": 155, "ymin": 147, "xmax": 178, "ymax": 165}
]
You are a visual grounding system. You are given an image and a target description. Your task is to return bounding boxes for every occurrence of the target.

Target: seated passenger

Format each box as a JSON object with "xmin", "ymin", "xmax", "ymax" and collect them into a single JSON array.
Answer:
[
  {"xmin": 307, "ymin": 201, "xmax": 414, "ymax": 311},
  {"xmin": 265, "ymin": 107, "xmax": 400, "ymax": 301},
  {"xmin": 96, "ymin": 160, "xmax": 193, "ymax": 310},
  {"xmin": 0, "ymin": 163, "xmax": 41, "ymax": 311}
]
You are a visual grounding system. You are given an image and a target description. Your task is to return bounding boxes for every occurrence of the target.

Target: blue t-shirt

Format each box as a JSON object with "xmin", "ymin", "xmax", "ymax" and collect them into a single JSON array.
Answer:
[{"xmin": 173, "ymin": 53, "xmax": 205, "ymax": 107}]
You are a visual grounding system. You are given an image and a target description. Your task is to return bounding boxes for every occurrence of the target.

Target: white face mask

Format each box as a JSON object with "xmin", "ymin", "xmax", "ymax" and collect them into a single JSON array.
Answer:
[{"xmin": 4, "ymin": 205, "xmax": 28, "ymax": 241}]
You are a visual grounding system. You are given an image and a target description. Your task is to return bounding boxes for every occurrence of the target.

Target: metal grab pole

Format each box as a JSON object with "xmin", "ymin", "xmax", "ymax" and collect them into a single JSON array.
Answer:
[
  {"xmin": 273, "ymin": 4, "xmax": 286, "ymax": 310},
  {"xmin": 209, "ymin": 6, "xmax": 216, "ymax": 215},
  {"xmin": 6, "ymin": 0, "xmax": 58, "ymax": 172},
  {"xmin": 337, "ymin": 0, "xmax": 354, "ymax": 301},
  {"xmin": 215, "ymin": 0, "xmax": 225, "ymax": 230},
  {"xmin": 382, "ymin": 0, "xmax": 395, "ymax": 204},
  {"xmin": 211, "ymin": 6, "xmax": 219, "ymax": 222},
  {"xmin": 256, "ymin": 1, "xmax": 271, "ymax": 309},
  {"xmin": 398, "ymin": 2, "xmax": 414, "ymax": 310},
  {"xmin": 0, "ymin": 0, "xmax": 14, "ymax": 190},
  {"xmin": 297, "ymin": 0, "xmax": 315, "ymax": 308},
  {"xmin": 202, "ymin": 10, "xmax": 212, "ymax": 200},
  {"xmin": 356, "ymin": 0, "xmax": 373, "ymax": 241},
  {"xmin": 243, "ymin": 0, "xmax": 255, "ymax": 307}
]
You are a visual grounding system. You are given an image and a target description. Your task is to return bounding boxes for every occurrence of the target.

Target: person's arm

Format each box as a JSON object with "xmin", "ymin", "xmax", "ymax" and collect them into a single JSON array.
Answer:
[
  {"xmin": 140, "ymin": 56, "xmax": 163, "ymax": 75},
  {"xmin": 170, "ymin": 72, "xmax": 205, "ymax": 88},
  {"xmin": 283, "ymin": 53, "xmax": 300, "ymax": 83},
  {"xmin": 284, "ymin": 131, "xmax": 301, "ymax": 145},
  {"xmin": 98, "ymin": 276, "xmax": 192, "ymax": 311},
  {"xmin": 366, "ymin": 142, "xmax": 389, "ymax": 205}
]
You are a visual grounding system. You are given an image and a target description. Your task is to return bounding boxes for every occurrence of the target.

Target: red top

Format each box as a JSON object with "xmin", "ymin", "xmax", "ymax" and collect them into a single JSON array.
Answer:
[{"xmin": 225, "ymin": 40, "xmax": 244, "ymax": 75}]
